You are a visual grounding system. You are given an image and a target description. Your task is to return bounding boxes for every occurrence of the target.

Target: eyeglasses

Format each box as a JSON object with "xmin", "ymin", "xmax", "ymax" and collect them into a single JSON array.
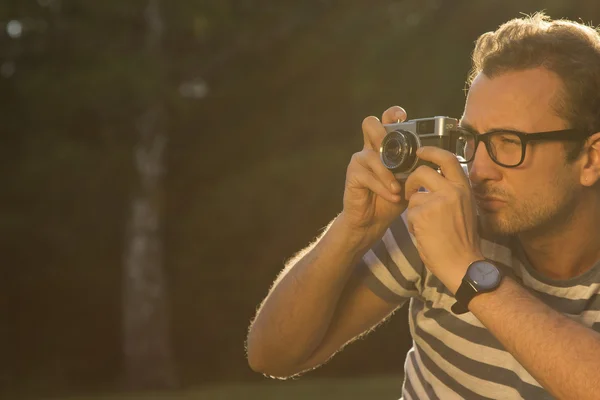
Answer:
[{"xmin": 451, "ymin": 127, "xmax": 591, "ymax": 168}]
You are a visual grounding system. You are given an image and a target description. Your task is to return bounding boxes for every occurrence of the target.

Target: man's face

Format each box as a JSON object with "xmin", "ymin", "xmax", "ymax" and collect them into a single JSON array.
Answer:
[{"xmin": 462, "ymin": 68, "xmax": 582, "ymax": 236}]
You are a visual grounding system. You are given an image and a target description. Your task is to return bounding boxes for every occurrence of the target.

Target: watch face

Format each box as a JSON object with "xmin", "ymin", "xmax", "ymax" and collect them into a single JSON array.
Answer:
[{"xmin": 468, "ymin": 261, "xmax": 501, "ymax": 289}]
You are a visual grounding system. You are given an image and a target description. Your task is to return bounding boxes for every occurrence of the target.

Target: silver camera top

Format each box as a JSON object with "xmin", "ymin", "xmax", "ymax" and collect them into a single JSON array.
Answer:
[{"xmin": 383, "ymin": 116, "xmax": 459, "ymax": 137}]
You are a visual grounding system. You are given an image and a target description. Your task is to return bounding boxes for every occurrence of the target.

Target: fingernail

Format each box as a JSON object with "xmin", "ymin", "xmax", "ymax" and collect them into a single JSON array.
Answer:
[{"xmin": 391, "ymin": 182, "xmax": 400, "ymax": 192}]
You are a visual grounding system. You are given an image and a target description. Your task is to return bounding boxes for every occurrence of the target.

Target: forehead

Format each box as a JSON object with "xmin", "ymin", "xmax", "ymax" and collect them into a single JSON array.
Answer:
[{"xmin": 463, "ymin": 68, "xmax": 568, "ymax": 132}]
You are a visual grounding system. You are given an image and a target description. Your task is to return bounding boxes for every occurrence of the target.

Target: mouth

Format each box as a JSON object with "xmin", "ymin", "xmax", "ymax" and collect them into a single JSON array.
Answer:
[{"xmin": 473, "ymin": 194, "xmax": 507, "ymax": 212}]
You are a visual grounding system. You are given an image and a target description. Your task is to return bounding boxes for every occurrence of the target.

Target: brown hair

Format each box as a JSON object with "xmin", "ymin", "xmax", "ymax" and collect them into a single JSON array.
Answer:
[{"xmin": 469, "ymin": 12, "xmax": 600, "ymax": 161}]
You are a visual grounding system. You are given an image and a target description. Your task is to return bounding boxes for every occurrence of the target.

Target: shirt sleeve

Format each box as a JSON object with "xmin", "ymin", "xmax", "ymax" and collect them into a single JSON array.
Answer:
[{"xmin": 358, "ymin": 211, "xmax": 425, "ymax": 304}]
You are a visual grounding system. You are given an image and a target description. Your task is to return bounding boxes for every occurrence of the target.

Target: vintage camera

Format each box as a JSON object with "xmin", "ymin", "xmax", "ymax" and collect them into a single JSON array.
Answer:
[{"xmin": 380, "ymin": 116, "xmax": 460, "ymax": 179}]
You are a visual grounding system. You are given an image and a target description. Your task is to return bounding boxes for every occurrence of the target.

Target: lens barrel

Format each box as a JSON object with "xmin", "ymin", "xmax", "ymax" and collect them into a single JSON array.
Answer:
[{"xmin": 380, "ymin": 130, "xmax": 419, "ymax": 173}]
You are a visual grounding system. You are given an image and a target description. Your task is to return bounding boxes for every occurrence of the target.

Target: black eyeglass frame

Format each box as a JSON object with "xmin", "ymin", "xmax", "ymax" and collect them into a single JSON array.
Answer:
[{"xmin": 452, "ymin": 127, "xmax": 592, "ymax": 168}]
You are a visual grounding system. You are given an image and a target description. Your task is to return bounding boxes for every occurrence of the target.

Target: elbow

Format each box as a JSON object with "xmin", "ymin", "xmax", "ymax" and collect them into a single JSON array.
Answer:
[
  {"xmin": 247, "ymin": 350, "xmax": 293, "ymax": 379},
  {"xmin": 246, "ymin": 339, "xmax": 285, "ymax": 378},
  {"xmin": 246, "ymin": 339, "xmax": 268, "ymax": 374},
  {"xmin": 246, "ymin": 333, "xmax": 305, "ymax": 378}
]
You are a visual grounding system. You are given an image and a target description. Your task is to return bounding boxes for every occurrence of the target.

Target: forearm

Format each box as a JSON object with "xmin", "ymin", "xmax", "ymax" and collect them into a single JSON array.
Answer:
[
  {"xmin": 247, "ymin": 214, "xmax": 371, "ymax": 375},
  {"xmin": 470, "ymin": 277, "xmax": 600, "ymax": 400}
]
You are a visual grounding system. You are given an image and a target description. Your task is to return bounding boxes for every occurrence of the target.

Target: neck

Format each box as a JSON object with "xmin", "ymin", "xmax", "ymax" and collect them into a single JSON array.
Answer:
[{"xmin": 517, "ymin": 191, "xmax": 600, "ymax": 280}]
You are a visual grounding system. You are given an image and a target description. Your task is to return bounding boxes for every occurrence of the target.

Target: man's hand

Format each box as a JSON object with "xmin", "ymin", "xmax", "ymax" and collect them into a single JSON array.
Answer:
[
  {"xmin": 403, "ymin": 146, "xmax": 483, "ymax": 294},
  {"xmin": 339, "ymin": 106, "xmax": 409, "ymax": 245}
]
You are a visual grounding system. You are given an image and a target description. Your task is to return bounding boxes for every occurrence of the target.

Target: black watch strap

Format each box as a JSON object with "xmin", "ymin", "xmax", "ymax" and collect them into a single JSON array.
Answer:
[{"xmin": 451, "ymin": 281, "xmax": 476, "ymax": 314}]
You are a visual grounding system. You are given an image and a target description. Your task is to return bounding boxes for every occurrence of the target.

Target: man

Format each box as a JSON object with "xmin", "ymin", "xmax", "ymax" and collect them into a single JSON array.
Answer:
[{"xmin": 246, "ymin": 13, "xmax": 600, "ymax": 399}]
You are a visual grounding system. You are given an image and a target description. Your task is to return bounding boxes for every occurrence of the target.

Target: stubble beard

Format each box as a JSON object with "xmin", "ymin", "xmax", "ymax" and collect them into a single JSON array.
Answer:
[{"xmin": 478, "ymin": 181, "xmax": 579, "ymax": 238}]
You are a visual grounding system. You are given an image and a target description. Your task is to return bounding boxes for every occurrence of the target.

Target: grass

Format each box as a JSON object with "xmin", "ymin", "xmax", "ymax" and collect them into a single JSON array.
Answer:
[{"xmin": 39, "ymin": 375, "xmax": 404, "ymax": 400}]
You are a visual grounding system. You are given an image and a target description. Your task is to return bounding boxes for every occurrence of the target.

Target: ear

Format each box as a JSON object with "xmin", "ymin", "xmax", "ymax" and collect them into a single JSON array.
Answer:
[{"xmin": 580, "ymin": 132, "xmax": 600, "ymax": 187}]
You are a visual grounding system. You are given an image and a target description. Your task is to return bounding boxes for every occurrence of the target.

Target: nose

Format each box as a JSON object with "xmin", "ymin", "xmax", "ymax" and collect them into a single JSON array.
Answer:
[{"xmin": 468, "ymin": 141, "xmax": 502, "ymax": 185}]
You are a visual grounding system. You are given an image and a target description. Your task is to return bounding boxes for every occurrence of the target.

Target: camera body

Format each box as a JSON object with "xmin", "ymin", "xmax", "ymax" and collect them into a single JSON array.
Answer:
[{"xmin": 380, "ymin": 116, "xmax": 459, "ymax": 179}]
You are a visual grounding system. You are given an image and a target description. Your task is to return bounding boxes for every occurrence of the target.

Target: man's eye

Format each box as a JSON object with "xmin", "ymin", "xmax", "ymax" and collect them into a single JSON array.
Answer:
[{"xmin": 498, "ymin": 135, "xmax": 520, "ymax": 145}]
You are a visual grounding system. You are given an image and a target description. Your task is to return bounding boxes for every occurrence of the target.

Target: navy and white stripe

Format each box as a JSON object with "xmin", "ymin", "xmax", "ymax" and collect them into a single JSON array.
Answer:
[{"xmin": 359, "ymin": 212, "xmax": 600, "ymax": 399}]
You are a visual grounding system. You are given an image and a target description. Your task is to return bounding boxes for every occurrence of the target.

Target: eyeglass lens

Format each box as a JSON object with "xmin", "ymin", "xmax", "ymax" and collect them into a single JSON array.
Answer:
[{"xmin": 455, "ymin": 131, "xmax": 522, "ymax": 166}]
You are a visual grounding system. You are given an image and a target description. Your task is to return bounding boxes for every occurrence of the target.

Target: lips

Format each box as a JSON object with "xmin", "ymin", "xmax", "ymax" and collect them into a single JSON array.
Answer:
[
  {"xmin": 474, "ymin": 194, "xmax": 505, "ymax": 202},
  {"xmin": 473, "ymin": 193, "xmax": 506, "ymax": 212}
]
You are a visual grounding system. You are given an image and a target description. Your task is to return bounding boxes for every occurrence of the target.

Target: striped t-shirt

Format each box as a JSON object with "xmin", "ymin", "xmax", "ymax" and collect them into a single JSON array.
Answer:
[{"xmin": 360, "ymin": 212, "xmax": 600, "ymax": 400}]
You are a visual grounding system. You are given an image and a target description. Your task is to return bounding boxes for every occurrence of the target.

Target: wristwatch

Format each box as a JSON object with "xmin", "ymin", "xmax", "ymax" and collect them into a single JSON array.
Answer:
[{"xmin": 451, "ymin": 259, "xmax": 503, "ymax": 315}]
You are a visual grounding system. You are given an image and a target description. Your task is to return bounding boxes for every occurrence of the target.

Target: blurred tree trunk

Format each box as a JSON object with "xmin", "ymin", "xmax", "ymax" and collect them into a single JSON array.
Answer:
[{"xmin": 122, "ymin": 0, "xmax": 177, "ymax": 390}]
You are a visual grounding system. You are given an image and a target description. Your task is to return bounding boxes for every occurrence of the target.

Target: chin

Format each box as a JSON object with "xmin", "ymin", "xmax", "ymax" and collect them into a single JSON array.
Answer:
[{"xmin": 478, "ymin": 210, "xmax": 520, "ymax": 237}]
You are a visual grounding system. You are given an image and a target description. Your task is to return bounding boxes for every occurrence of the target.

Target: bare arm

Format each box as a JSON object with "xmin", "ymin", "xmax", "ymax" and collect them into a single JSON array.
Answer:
[
  {"xmin": 246, "ymin": 106, "xmax": 411, "ymax": 378},
  {"xmin": 246, "ymin": 214, "xmax": 401, "ymax": 378}
]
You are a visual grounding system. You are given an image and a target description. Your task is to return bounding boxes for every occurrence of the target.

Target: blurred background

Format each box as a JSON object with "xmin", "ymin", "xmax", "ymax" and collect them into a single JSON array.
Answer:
[{"xmin": 1, "ymin": 1, "xmax": 598, "ymax": 399}]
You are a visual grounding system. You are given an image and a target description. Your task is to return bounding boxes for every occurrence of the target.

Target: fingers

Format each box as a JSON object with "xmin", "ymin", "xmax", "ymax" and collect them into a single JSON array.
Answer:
[
  {"xmin": 405, "ymin": 192, "xmax": 433, "ymax": 235},
  {"xmin": 406, "ymin": 192, "xmax": 430, "ymax": 209},
  {"xmin": 348, "ymin": 149, "xmax": 403, "ymax": 203},
  {"xmin": 415, "ymin": 147, "xmax": 470, "ymax": 186},
  {"xmin": 361, "ymin": 116, "xmax": 387, "ymax": 151},
  {"xmin": 404, "ymin": 165, "xmax": 446, "ymax": 199},
  {"xmin": 362, "ymin": 106, "xmax": 408, "ymax": 151},
  {"xmin": 381, "ymin": 106, "xmax": 407, "ymax": 125}
]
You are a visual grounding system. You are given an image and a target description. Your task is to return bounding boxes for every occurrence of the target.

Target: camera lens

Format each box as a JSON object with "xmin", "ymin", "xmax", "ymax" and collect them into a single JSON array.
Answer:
[
  {"xmin": 384, "ymin": 138, "xmax": 402, "ymax": 162},
  {"xmin": 380, "ymin": 130, "xmax": 419, "ymax": 173}
]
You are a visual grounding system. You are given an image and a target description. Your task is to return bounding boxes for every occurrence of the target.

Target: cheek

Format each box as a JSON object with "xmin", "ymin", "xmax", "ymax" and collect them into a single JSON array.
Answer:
[
  {"xmin": 508, "ymin": 159, "xmax": 578, "ymax": 209},
  {"xmin": 521, "ymin": 142, "xmax": 567, "ymax": 169},
  {"xmin": 517, "ymin": 144, "xmax": 573, "ymax": 183},
  {"xmin": 503, "ymin": 172, "xmax": 557, "ymax": 207}
]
